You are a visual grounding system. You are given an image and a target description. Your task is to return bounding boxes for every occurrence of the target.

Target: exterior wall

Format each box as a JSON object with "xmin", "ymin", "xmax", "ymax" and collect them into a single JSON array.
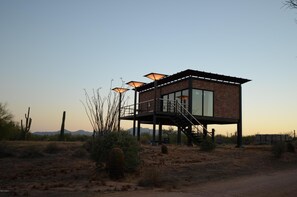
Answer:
[
  {"xmin": 138, "ymin": 79, "xmax": 189, "ymax": 113},
  {"xmin": 138, "ymin": 78, "xmax": 240, "ymax": 120},
  {"xmin": 192, "ymin": 79, "xmax": 240, "ymax": 119}
]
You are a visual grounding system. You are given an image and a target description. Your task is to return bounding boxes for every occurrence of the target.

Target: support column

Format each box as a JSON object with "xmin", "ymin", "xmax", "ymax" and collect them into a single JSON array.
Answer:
[
  {"xmin": 187, "ymin": 126, "xmax": 193, "ymax": 146},
  {"xmin": 203, "ymin": 124, "xmax": 208, "ymax": 139},
  {"xmin": 236, "ymin": 85, "xmax": 243, "ymax": 148},
  {"xmin": 152, "ymin": 80, "xmax": 157, "ymax": 145},
  {"xmin": 177, "ymin": 126, "xmax": 181, "ymax": 145},
  {"xmin": 137, "ymin": 121, "xmax": 141, "ymax": 142},
  {"xmin": 237, "ymin": 122, "xmax": 242, "ymax": 147},
  {"xmin": 158, "ymin": 124, "xmax": 162, "ymax": 145},
  {"xmin": 211, "ymin": 128, "xmax": 215, "ymax": 143}
]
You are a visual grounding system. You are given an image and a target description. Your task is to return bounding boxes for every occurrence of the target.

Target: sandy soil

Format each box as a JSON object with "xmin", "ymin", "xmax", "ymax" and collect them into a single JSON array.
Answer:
[
  {"xmin": 102, "ymin": 169, "xmax": 297, "ymax": 197},
  {"xmin": 0, "ymin": 141, "xmax": 297, "ymax": 197}
]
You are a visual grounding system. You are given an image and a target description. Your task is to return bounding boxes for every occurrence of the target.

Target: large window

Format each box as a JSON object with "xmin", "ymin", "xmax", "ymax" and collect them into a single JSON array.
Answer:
[
  {"xmin": 162, "ymin": 89, "xmax": 189, "ymax": 112},
  {"xmin": 192, "ymin": 89, "xmax": 202, "ymax": 116},
  {"xmin": 192, "ymin": 89, "xmax": 213, "ymax": 117},
  {"xmin": 203, "ymin": 91, "xmax": 213, "ymax": 116},
  {"xmin": 162, "ymin": 89, "xmax": 213, "ymax": 117}
]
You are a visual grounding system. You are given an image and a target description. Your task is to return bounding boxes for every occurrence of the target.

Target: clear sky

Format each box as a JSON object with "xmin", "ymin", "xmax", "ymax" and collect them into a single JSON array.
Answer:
[{"xmin": 1, "ymin": 0, "xmax": 296, "ymax": 135}]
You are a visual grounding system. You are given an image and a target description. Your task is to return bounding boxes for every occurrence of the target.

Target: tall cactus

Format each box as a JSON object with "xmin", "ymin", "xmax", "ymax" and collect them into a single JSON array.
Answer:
[
  {"xmin": 21, "ymin": 107, "xmax": 32, "ymax": 140},
  {"xmin": 108, "ymin": 147, "xmax": 125, "ymax": 180}
]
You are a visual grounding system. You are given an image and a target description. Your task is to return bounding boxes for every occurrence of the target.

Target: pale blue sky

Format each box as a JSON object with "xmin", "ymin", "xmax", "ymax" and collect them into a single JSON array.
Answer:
[{"xmin": 1, "ymin": 0, "xmax": 296, "ymax": 135}]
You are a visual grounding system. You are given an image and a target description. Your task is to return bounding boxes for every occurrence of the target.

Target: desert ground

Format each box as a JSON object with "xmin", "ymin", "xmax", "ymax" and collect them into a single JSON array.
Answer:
[{"xmin": 0, "ymin": 141, "xmax": 297, "ymax": 197}]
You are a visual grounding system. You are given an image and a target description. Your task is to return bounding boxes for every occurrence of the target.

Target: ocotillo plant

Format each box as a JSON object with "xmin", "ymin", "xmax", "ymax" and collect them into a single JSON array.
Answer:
[{"xmin": 21, "ymin": 107, "xmax": 32, "ymax": 140}]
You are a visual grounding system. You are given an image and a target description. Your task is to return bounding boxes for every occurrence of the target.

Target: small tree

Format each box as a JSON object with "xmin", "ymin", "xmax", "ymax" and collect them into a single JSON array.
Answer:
[
  {"xmin": 0, "ymin": 103, "xmax": 20, "ymax": 140},
  {"xmin": 284, "ymin": 0, "xmax": 297, "ymax": 9}
]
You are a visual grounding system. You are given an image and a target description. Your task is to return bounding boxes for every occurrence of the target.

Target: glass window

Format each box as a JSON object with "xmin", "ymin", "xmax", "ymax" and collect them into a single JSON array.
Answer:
[
  {"xmin": 162, "ymin": 95, "xmax": 168, "ymax": 112},
  {"xmin": 175, "ymin": 91, "xmax": 181, "ymax": 103},
  {"xmin": 203, "ymin": 91, "xmax": 213, "ymax": 116},
  {"xmin": 192, "ymin": 89, "xmax": 202, "ymax": 116},
  {"xmin": 182, "ymin": 90, "xmax": 189, "ymax": 111},
  {"xmin": 168, "ymin": 93, "xmax": 175, "ymax": 112}
]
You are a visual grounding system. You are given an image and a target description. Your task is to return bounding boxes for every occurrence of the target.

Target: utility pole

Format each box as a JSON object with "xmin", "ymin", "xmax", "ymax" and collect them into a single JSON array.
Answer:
[{"xmin": 60, "ymin": 111, "xmax": 66, "ymax": 141}]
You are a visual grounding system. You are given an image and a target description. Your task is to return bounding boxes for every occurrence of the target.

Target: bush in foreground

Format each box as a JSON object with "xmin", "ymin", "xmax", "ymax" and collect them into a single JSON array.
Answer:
[
  {"xmin": 272, "ymin": 142, "xmax": 286, "ymax": 158},
  {"xmin": 90, "ymin": 132, "xmax": 140, "ymax": 172},
  {"xmin": 200, "ymin": 137, "xmax": 216, "ymax": 151},
  {"xmin": 108, "ymin": 147, "xmax": 125, "ymax": 180}
]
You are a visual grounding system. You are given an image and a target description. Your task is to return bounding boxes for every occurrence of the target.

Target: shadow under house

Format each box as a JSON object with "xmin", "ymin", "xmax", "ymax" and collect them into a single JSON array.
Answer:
[{"xmin": 121, "ymin": 69, "xmax": 251, "ymax": 147}]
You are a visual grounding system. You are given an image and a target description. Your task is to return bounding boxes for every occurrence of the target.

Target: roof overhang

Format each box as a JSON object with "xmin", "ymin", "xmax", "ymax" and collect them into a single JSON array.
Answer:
[{"xmin": 136, "ymin": 69, "xmax": 251, "ymax": 92}]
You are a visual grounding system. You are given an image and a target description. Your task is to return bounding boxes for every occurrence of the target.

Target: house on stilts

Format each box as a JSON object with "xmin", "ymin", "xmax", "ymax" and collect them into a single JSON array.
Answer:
[{"xmin": 122, "ymin": 69, "xmax": 251, "ymax": 147}]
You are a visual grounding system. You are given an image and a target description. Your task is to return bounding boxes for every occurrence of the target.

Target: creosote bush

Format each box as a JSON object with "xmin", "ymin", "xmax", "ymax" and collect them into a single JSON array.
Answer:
[
  {"xmin": 161, "ymin": 144, "xmax": 168, "ymax": 154},
  {"xmin": 286, "ymin": 142, "xmax": 295, "ymax": 153},
  {"xmin": 200, "ymin": 137, "xmax": 216, "ymax": 151},
  {"xmin": 44, "ymin": 143, "xmax": 62, "ymax": 154},
  {"xmin": 90, "ymin": 131, "xmax": 140, "ymax": 172},
  {"xmin": 272, "ymin": 142, "xmax": 286, "ymax": 158},
  {"xmin": 0, "ymin": 143, "xmax": 14, "ymax": 158},
  {"xmin": 19, "ymin": 145, "xmax": 44, "ymax": 158}
]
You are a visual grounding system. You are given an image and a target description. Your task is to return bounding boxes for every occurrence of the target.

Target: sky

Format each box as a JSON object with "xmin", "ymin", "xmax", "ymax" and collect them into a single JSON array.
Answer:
[{"xmin": 0, "ymin": 0, "xmax": 296, "ymax": 135}]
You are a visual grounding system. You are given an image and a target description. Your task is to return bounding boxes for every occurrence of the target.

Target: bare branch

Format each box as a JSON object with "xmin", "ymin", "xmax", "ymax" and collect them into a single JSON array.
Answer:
[{"xmin": 284, "ymin": 0, "xmax": 297, "ymax": 9}]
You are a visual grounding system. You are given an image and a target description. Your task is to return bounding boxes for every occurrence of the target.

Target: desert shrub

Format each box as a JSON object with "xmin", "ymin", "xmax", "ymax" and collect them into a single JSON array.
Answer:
[
  {"xmin": 140, "ymin": 133, "xmax": 151, "ymax": 144},
  {"xmin": 272, "ymin": 142, "xmax": 286, "ymax": 158},
  {"xmin": 286, "ymin": 142, "xmax": 295, "ymax": 153},
  {"xmin": 161, "ymin": 144, "xmax": 168, "ymax": 154},
  {"xmin": 107, "ymin": 147, "xmax": 125, "ymax": 180},
  {"xmin": 138, "ymin": 167, "xmax": 162, "ymax": 187},
  {"xmin": 91, "ymin": 132, "xmax": 140, "ymax": 172},
  {"xmin": 19, "ymin": 146, "xmax": 43, "ymax": 158},
  {"xmin": 0, "ymin": 143, "xmax": 14, "ymax": 158},
  {"xmin": 72, "ymin": 148, "xmax": 89, "ymax": 158},
  {"xmin": 200, "ymin": 137, "xmax": 216, "ymax": 151},
  {"xmin": 44, "ymin": 143, "xmax": 62, "ymax": 154}
]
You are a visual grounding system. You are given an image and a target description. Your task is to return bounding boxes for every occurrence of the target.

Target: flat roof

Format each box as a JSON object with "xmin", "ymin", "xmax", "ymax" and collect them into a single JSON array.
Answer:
[{"xmin": 137, "ymin": 69, "xmax": 251, "ymax": 92}]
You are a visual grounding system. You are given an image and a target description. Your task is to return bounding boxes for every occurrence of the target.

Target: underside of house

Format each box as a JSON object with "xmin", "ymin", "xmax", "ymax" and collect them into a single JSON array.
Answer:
[{"xmin": 122, "ymin": 69, "xmax": 251, "ymax": 147}]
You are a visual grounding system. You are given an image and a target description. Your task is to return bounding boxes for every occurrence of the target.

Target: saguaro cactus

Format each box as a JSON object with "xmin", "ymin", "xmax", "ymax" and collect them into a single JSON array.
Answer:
[
  {"xmin": 21, "ymin": 107, "xmax": 32, "ymax": 140},
  {"xmin": 108, "ymin": 147, "xmax": 125, "ymax": 180}
]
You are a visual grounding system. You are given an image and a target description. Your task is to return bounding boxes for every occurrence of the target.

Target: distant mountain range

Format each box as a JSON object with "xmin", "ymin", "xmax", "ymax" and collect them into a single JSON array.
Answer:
[{"xmin": 33, "ymin": 128, "xmax": 153, "ymax": 136}]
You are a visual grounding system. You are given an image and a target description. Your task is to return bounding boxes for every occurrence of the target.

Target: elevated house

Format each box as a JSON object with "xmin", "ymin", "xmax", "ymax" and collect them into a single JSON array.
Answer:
[{"xmin": 122, "ymin": 69, "xmax": 251, "ymax": 147}]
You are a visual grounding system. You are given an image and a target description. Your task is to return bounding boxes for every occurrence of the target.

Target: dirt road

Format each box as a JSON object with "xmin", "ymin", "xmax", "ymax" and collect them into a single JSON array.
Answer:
[{"xmin": 101, "ymin": 169, "xmax": 297, "ymax": 197}]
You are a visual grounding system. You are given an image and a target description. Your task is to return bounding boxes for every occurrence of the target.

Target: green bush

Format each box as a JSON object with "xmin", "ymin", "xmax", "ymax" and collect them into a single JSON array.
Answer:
[
  {"xmin": 107, "ymin": 147, "xmax": 125, "ymax": 180},
  {"xmin": 200, "ymin": 137, "xmax": 216, "ymax": 151},
  {"xmin": 91, "ymin": 132, "xmax": 140, "ymax": 172},
  {"xmin": 0, "ymin": 143, "xmax": 14, "ymax": 158},
  {"xmin": 19, "ymin": 146, "xmax": 44, "ymax": 158},
  {"xmin": 161, "ymin": 144, "xmax": 168, "ymax": 154},
  {"xmin": 72, "ymin": 148, "xmax": 89, "ymax": 158},
  {"xmin": 286, "ymin": 142, "xmax": 295, "ymax": 153},
  {"xmin": 272, "ymin": 142, "xmax": 286, "ymax": 158},
  {"xmin": 44, "ymin": 143, "xmax": 62, "ymax": 154}
]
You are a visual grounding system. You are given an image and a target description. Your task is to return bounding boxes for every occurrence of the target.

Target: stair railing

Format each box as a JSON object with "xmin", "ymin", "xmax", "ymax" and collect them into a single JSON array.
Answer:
[{"xmin": 160, "ymin": 98, "xmax": 210, "ymax": 135}]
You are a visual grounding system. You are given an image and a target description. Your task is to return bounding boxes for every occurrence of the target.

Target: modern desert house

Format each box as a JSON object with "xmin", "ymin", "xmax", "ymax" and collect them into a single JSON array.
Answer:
[{"xmin": 122, "ymin": 69, "xmax": 250, "ymax": 147}]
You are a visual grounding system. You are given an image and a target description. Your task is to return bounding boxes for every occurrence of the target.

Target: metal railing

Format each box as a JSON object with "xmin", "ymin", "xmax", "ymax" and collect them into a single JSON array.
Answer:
[
  {"xmin": 121, "ymin": 98, "xmax": 210, "ymax": 135},
  {"xmin": 160, "ymin": 98, "xmax": 210, "ymax": 134},
  {"xmin": 121, "ymin": 99, "xmax": 155, "ymax": 117}
]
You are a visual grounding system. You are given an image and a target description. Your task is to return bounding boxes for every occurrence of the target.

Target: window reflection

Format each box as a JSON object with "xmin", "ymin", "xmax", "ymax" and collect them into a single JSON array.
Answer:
[{"xmin": 162, "ymin": 89, "xmax": 213, "ymax": 117}]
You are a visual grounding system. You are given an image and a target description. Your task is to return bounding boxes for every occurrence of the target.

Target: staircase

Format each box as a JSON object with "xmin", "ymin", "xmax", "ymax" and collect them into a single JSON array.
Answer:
[{"xmin": 166, "ymin": 99, "xmax": 210, "ymax": 145}]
